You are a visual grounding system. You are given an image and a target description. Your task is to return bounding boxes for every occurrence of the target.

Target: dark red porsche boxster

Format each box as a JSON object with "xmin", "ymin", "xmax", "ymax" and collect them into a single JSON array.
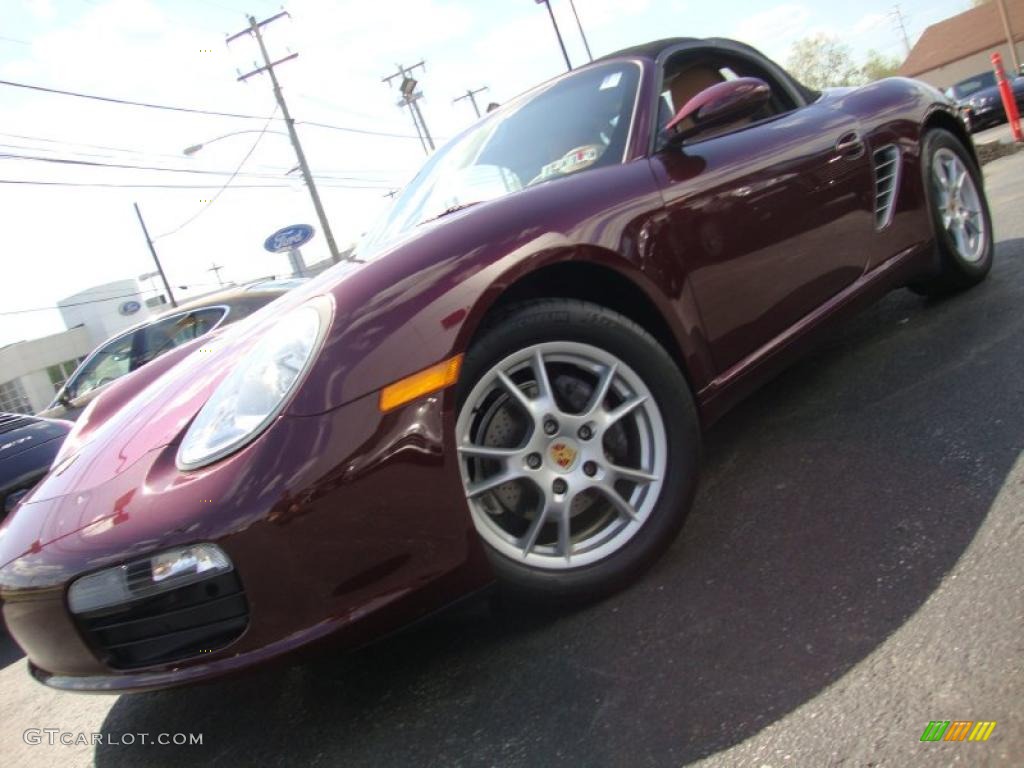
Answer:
[{"xmin": 0, "ymin": 38, "xmax": 992, "ymax": 692}]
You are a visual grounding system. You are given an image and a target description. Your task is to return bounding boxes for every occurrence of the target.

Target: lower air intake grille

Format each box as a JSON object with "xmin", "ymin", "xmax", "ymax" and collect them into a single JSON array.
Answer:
[
  {"xmin": 75, "ymin": 571, "xmax": 248, "ymax": 670},
  {"xmin": 873, "ymin": 145, "xmax": 901, "ymax": 229}
]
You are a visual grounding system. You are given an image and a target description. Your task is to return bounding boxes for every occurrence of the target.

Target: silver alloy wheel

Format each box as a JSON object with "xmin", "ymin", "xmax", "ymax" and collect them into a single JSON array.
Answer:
[
  {"xmin": 932, "ymin": 147, "xmax": 986, "ymax": 264},
  {"xmin": 456, "ymin": 341, "xmax": 667, "ymax": 570}
]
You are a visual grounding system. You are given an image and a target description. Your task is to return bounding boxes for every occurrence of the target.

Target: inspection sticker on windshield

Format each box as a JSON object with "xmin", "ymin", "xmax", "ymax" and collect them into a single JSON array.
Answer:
[
  {"xmin": 538, "ymin": 145, "xmax": 601, "ymax": 180},
  {"xmin": 599, "ymin": 72, "xmax": 622, "ymax": 90}
]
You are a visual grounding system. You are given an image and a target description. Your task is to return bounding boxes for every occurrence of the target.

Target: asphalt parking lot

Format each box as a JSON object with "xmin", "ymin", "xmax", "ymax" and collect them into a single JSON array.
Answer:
[{"xmin": 2, "ymin": 151, "xmax": 1022, "ymax": 768}]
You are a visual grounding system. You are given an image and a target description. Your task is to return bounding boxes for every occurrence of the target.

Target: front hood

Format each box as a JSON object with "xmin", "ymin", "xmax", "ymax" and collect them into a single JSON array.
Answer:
[
  {"xmin": 0, "ymin": 418, "xmax": 69, "ymax": 463},
  {"xmin": 965, "ymin": 86, "xmax": 1001, "ymax": 106}
]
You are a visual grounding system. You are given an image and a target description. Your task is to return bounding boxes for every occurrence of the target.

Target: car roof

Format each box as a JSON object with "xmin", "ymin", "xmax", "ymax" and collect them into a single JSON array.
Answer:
[
  {"xmin": 100, "ymin": 287, "xmax": 287, "ymax": 339},
  {"xmin": 152, "ymin": 286, "xmax": 285, "ymax": 318},
  {"xmin": 596, "ymin": 36, "xmax": 817, "ymax": 112},
  {"xmin": 597, "ymin": 37, "xmax": 699, "ymax": 62},
  {"xmin": 597, "ymin": 37, "xmax": 770, "ymax": 64}
]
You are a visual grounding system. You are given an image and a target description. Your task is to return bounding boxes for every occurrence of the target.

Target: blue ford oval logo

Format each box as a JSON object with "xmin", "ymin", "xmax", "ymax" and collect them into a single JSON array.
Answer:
[
  {"xmin": 264, "ymin": 224, "xmax": 315, "ymax": 253},
  {"xmin": 119, "ymin": 300, "xmax": 142, "ymax": 316}
]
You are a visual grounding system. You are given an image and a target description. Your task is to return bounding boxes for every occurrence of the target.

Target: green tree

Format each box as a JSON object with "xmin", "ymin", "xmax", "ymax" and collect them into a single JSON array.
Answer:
[
  {"xmin": 861, "ymin": 49, "xmax": 902, "ymax": 81},
  {"xmin": 787, "ymin": 34, "xmax": 863, "ymax": 89}
]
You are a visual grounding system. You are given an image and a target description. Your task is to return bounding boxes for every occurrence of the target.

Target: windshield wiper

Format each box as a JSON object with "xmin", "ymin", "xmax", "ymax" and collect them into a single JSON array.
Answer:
[{"xmin": 418, "ymin": 201, "xmax": 483, "ymax": 225}]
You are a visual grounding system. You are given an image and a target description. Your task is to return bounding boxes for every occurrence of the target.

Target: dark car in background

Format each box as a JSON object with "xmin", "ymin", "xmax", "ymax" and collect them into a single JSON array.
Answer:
[
  {"xmin": 949, "ymin": 70, "xmax": 1024, "ymax": 132},
  {"xmin": 0, "ymin": 413, "xmax": 71, "ymax": 518},
  {"xmin": 39, "ymin": 287, "xmax": 289, "ymax": 421}
]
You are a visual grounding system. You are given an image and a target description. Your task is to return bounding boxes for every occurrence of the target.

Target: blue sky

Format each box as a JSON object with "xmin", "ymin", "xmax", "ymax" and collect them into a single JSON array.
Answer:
[{"xmin": 1, "ymin": 0, "xmax": 972, "ymax": 346}]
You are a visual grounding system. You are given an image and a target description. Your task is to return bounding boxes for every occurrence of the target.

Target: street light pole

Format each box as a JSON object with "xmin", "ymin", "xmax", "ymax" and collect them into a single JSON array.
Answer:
[
  {"xmin": 995, "ymin": 0, "xmax": 1021, "ymax": 77},
  {"xmin": 133, "ymin": 203, "xmax": 177, "ymax": 308},
  {"xmin": 567, "ymin": 0, "xmax": 592, "ymax": 62},
  {"xmin": 535, "ymin": 0, "xmax": 572, "ymax": 71},
  {"xmin": 228, "ymin": 11, "xmax": 343, "ymax": 264},
  {"xmin": 383, "ymin": 62, "xmax": 435, "ymax": 156}
]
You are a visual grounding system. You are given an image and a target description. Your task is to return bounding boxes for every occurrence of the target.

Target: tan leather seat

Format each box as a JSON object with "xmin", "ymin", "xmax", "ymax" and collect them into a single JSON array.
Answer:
[{"xmin": 669, "ymin": 65, "xmax": 726, "ymax": 113}]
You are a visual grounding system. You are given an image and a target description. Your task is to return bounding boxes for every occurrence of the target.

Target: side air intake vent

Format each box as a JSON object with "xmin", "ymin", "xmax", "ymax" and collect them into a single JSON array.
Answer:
[{"xmin": 873, "ymin": 145, "xmax": 901, "ymax": 229}]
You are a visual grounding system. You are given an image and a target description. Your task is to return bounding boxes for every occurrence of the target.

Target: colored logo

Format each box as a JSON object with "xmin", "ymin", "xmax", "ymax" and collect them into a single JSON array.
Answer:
[
  {"xmin": 549, "ymin": 440, "xmax": 578, "ymax": 470},
  {"xmin": 118, "ymin": 300, "xmax": 141, "ymax": 316},
  {"xmin": 920, "ymin": 721, "xmax": 996, "ymax": 742},
  {"xmin": 264, "ymin": 224, "xmax": 315, "ymax": 253}
]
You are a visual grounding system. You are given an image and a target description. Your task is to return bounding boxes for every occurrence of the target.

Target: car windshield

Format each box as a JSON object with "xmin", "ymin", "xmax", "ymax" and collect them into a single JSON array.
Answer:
[
  {"xmin": 356, "ymin": 62, "xmax": 641, "ymax": 256},
  {"xmin": 952, "ymin": 71, "xmax": 997, "ymax": 100}
]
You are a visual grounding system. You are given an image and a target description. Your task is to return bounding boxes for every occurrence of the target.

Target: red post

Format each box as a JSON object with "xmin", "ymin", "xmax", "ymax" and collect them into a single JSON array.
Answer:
[{"xmin": 991, "ymin": 51, "xmax": 1022, "ymax": 142}]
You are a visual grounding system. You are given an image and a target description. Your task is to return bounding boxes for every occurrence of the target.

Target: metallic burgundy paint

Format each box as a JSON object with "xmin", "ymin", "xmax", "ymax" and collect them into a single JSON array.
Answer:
[{"xmin": 0, "ymin": 40, "xmax": 965, "ymax": 691}]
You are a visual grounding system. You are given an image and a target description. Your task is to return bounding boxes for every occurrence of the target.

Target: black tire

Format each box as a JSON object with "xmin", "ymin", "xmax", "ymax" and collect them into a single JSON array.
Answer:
[
  {"xmin": 909, "ymin": 128, "xmax": 994, "ymax": 297},
  {"xmin": 456, "ymin": 299, "xmax": 700, "ymax": 602}
]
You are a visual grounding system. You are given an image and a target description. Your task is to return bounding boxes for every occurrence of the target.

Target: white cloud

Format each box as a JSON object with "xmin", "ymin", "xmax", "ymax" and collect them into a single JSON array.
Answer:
[
  {"xmin": 24, "ymin": 0, "xmax": 56, "ymax": 22},
  {"xmin": 853, "ymin": 12, "xmax": 887, "ymax": 36},
  {"xmin": 734, "ymin": 3, "xmax": 812, "ymax": 45}
]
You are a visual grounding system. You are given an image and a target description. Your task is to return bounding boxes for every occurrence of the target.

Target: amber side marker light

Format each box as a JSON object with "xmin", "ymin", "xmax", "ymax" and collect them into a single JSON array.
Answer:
[{"xmin": 379, "ymin": 354, "xmax": 463, "ymax": 413}]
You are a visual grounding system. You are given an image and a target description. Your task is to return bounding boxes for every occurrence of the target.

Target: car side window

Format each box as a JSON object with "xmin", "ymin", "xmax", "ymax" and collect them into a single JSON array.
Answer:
[
  {"xmin": 134, "ymin": 308, "xmax": 225, "ymax": 369},
  {"xmin": 67, "ymin": 332, "xmax": 138, "ymax": 400}
]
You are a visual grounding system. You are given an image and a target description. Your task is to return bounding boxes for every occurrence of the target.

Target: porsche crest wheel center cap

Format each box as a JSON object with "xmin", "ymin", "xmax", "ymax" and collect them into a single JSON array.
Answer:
[{"xmin": 547, "ymin": 438, "xmax": 581, "ymax": 473}]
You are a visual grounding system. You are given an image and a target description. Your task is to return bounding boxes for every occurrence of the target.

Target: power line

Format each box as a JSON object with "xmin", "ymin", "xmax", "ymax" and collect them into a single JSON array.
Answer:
[
  {"xmin": 0, "ymin": 178, "xmax": 386, "ymax": 189},
  {"xmin": 0, "ymin": 149, "xmax": 398, "ymax": 183},
  {"xmin": 0, "ymin": 131, "xmax": 406, "ymax": 180},
  {"xmin": 0, "ymin": 77, "xmax": 277, "ymax": 119},
  {"xmin": 0, "ymin": 77, "xmax": 425, "ymax": 139},
  {"xmin": 0, "ymin": 150, "xmax": 282, "ymax": 178},
  {"xmin": 154, "ymin": 108, "xmax": 277, "ymax": 240},
  {"xmin": 0, "ymin": 130, "xmax": 190, "ymax": 160},
  {"xmin": 0, "ymin": 291, "xmax": 143, "ymax": 316}
]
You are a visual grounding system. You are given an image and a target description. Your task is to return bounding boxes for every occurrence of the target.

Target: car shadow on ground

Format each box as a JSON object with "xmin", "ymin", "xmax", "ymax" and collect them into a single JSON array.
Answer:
[
  {"xmin": 95, "ymin": 241, "xmax": 1024, "ymax": 768},
  {"xmin": 0, "ymin": 627, "xmax": 25, "ymax": 670}
]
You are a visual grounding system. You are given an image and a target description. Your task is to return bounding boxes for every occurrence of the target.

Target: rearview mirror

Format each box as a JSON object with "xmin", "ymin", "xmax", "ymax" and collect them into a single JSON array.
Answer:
[{"xmin": 664, "ymin": 77, "xmax": 772, "ymax": 144}]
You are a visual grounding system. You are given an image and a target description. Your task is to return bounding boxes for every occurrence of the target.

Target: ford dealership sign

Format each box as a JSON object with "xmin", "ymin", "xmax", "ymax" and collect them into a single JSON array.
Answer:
[
  {"xmin": 264, "ymin": 224, "xmax": 315, "ymax": 253},
  {"xmin": 119, "ymin": 300, "xmax": 142, "ymax": 316}
]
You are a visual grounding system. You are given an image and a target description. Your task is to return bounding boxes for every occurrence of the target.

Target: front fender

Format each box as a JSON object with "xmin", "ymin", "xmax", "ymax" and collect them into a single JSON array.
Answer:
[{"xmin": 286, "ymin": 160, "xmax": 670, "ymax": 416}]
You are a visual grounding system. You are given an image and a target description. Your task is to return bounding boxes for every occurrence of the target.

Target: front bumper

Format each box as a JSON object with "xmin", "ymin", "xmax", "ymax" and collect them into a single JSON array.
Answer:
[{"xmin": 0, "ymin": 388, "xmax": 491, "ymax": 692}]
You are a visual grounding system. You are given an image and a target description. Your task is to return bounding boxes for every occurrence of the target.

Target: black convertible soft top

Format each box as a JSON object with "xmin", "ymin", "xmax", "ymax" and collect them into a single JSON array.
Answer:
[
  {"xmin": 599, "ymin": 37, "xmax": 820, "ymax": 106},
  {"xmin": 597, "ymin": 37, "xmax": 699, "ymax": 62}
]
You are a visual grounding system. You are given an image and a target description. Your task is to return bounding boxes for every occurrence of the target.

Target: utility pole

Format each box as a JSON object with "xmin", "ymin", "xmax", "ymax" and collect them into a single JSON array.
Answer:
[
  {"xmin": 453, "ymin": 86, "xmax": 489, "ymax": 118},
  {"xmin": 227, "ymin": 11, "xmax": 343, "ymax": 264},
  {"xmin": 208, "ymin": 263, "xmax": 226, "ymax": 287},
  {"xmin": 536, "ymin": 0, "xmax": 572, "ymax": 71},
  {"xmin": 133, "ymin": 203, "xmax": 177, "ymax": 308},
  {"xmin": 890, "ymin": 4, "xmax": 912, "ymax": 57},
  {"xmin": 995, "ymin": 0, "xmax": 1021, "ymax": 77},
  {"xmin": 567, "ymin": 0, "xmax": 592, "ymax": 62},
  {"xmin": 383, "ymin": 62, "xmax": 434, "ymax": 155}
]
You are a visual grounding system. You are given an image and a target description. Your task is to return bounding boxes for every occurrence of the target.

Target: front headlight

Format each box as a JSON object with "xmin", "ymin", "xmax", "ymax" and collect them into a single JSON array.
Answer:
[{"xmin": 177, "ymin": 300, "xmax": 328, "ymax": 469}]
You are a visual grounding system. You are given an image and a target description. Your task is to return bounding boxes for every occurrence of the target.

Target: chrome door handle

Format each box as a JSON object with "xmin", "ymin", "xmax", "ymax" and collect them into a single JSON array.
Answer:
[{"xmin": 836, "ymin": 131, "xmax": 865, "ymax": 158}]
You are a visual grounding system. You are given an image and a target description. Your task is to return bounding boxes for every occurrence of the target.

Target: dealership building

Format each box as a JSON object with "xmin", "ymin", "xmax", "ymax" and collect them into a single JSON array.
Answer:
[
  {"xmin": 0, "ymin": 279, "xmax": 159, "ymax": 414},
  {"xmin": 899, "ymin": 0, "xmax": 1024, "ymax": 88}
]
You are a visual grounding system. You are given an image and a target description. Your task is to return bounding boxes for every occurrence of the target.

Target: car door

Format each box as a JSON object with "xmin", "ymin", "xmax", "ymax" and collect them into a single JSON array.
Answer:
[{"xmin": 649, "ymin": 89, "xmax": 875, "ymax": 374}]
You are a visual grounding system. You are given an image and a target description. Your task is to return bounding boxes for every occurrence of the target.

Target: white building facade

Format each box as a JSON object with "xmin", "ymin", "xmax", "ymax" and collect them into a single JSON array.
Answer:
[{"xmin": 1, "ymin": 279, "xmax": 156, "ymax": 414}]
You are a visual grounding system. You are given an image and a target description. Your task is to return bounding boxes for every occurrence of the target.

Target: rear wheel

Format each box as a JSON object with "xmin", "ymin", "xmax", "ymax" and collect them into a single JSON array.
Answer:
[
  {"xmin": 455, "ymin": 300, "xmax": 699, "ymax": 601},
  {"xmin": 910, "ymin": 128, "xmax": 993, "ymax": 296}
]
